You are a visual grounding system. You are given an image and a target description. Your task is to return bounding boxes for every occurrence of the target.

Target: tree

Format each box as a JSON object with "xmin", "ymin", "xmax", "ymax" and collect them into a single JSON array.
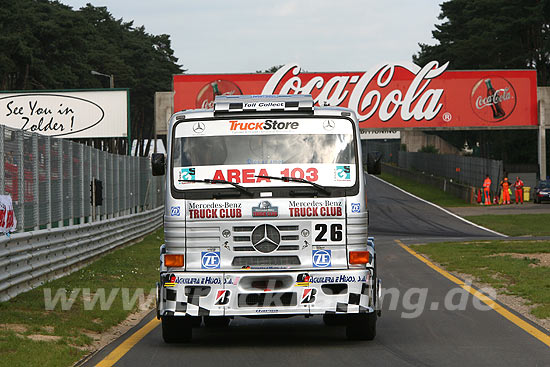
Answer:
[
  {"xmin": 256, "ymin": 65, "xmax": 285, "ymax": 73},
  {"xmin": 414, "ymin": 0, "xmax": 550, "ymax": 85},
  {"xmin": 0, "ymin": 0, "xmax": 184, "ymax": 155},
  {"xmin": 413, "ymin": 0, "xmax": 547, "ymax": 166}
]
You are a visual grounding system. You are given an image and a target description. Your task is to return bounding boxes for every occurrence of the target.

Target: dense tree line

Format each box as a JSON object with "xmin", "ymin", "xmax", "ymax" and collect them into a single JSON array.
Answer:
[
  {"xmin": 0, "ymin": 0, "xmax": 183, "ymax": 155},
  {"xmin": 413, "ymin": 0, "xmax": 550, "ymax": 168}
]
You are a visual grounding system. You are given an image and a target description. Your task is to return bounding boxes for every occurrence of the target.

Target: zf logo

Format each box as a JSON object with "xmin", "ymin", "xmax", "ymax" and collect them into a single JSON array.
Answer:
[
  {"xmin": 336, "ymin": 165, "xmax": 351, "ymax": 180},
  {"xmin": 201, "ymin": 251, "xmax": 221, "ymax": 269},
  {"xmin": 180, "ymin": 168, "xmax": 196, "ymax": 181},
  {"xmin": 312, "ymin": 249, "xmax": 331, "ymax": 268},
  {"xmin": 351, "ymin": 203, "xmax": 360, "ymax": 213},
  {"xmin": 170, "ymin": 206, "xmax": 180, "ymax": 216}
]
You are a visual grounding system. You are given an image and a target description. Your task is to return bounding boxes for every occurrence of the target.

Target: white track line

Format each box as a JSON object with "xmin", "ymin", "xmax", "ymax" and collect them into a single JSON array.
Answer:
[{"xmin": 370, "ymin": 174, "xmax": 507, "ymax": 238}]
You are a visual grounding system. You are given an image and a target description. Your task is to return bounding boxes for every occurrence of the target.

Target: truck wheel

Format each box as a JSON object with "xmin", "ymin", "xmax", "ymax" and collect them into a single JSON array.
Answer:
[
  {"xmin": 346, "ymin": 312, "xmax": 377, "ymax": 341},
  {"xmin": 204, "ymin": 316, "xmax": 231, "ymax": 328},
  {"xmin": 162, "ymin": 316, "xmax": 192, "ymax": 343}
]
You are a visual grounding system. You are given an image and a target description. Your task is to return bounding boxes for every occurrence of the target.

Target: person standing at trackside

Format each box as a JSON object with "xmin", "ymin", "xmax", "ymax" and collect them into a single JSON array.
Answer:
[
  {"xmin": 500, "ymin": 177, "xmax": 511, "ymax": 205},
  {"xmin": 514, "ymin": 176, "xmax": 524, "ymax": 204},
  {"xmin": 483, "ymin": 175, "xmax": 492, "ymax": 205}
]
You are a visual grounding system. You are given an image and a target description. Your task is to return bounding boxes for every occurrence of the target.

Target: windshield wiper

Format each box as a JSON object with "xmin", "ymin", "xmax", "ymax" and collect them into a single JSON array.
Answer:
[
  {"xmin": 178, "ymin": 179, "xmax": 253, "ymax": 196},
  {"xmin": 255, "ymin": 175, "xmax": 330, "ymax": 195}
]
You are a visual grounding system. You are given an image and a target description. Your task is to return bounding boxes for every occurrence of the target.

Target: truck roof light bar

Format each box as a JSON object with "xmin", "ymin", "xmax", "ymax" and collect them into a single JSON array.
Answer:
[{"xmin": 214, "ymin": 94, "xmax": 314, "ymax": 114}]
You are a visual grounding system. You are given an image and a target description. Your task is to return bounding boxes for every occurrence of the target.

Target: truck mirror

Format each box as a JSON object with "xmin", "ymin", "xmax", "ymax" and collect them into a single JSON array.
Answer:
[
  {"xmin": 152, "ymin": 153, "xmax": 165, "ymax": 176},
  {"xmin": 367, "ymin": 152, "xmax": 382, "ymax": 175}
]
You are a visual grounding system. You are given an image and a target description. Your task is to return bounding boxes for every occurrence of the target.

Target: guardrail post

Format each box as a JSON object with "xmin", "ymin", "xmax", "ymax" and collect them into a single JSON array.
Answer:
[
  {"xmin": 0, "ymin": 125, "xmax": 4, "ymax": 195},
  {"xmin": 32, "ymin": 133, "xmax": 39, "ymax": 230}
]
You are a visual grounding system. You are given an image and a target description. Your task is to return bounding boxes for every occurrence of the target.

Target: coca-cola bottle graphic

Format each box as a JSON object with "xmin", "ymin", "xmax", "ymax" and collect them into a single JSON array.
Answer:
[
  {"xmin": 195, "ymin": 80, "xmax": 243, "ymax": 109},
  {"xmin": 484, "ymin": 79, "xmax": 505, "ymax": 119}
]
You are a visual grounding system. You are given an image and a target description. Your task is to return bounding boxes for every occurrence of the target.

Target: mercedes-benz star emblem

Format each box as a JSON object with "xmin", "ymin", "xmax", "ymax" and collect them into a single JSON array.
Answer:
[
  {"xmin": 193, "ymin": 122, "xmax": 205, "ymax": 133},
  {"xmin": 323, "ymin": 120, "xmax": 335, "ymax": 131},
  {"xmin": 251, "ymin": 224, "xmax": 281, "ymax": 253}
]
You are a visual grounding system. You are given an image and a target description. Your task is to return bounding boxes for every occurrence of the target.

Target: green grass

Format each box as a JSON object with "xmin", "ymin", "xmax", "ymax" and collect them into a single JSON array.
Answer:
[
  {"xmin": 465, "ymin": 214, "xmax": 550, "ymax": 237},
  {"xmin": 0, "ymin": 228, "xmax": 163, "ymax": 367},
  {"xmin": 411, "ymin": 240, "xmax": 550, "ymax": 319},
  {"xmin": 379, "ymin": 172, "xmax": 474, "ymax": 207}
]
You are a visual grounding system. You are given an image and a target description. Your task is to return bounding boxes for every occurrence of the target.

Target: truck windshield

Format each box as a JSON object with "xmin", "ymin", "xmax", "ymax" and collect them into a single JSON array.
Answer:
[
  {"xmin": 172, "ymin": 117, "xmax": 357, "ymax": 190},
  {"xmin": 174, "ymin": 133, "xmax": 354, "ymax": 166}
]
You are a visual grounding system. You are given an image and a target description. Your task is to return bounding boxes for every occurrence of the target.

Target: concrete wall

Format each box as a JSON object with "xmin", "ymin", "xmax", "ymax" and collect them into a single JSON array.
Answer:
[{"xmin": 400, "ymin": 131, "xmax": 460, "ymax": 154}]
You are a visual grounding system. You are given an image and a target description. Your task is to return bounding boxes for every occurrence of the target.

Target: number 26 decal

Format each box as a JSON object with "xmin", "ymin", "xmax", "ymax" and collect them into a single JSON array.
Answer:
[{"xmin": 314, "ymin": 223, "xmax": 343, "ymax": 242}]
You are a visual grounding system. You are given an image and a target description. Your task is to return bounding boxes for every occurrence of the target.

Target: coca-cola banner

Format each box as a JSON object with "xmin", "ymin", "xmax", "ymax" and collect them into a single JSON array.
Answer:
[{"xmin": 173, "ymin": 62, "xmax": 538, "ymax": 129}]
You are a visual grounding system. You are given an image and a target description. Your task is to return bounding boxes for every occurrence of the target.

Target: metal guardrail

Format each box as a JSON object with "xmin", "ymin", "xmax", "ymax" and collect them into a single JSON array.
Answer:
[{"xmin": 0, "ymin": 206, "xmax": 163, "ymax": 302}]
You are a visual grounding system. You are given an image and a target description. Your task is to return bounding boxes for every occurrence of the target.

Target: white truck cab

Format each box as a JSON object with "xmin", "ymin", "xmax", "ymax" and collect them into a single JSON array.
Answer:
[{"xmin": 152, "ymin": 94, "xmax": 380, "ymax": 342}]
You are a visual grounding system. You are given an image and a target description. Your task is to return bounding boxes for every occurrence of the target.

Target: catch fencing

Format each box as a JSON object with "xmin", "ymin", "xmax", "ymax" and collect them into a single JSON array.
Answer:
[
  {"xmin": 0, "ymin": 125, "xmax": 165, "ymax": 301},
  {"xmin": 398, "ymin": 152, "xmax": 503, "ymax": 193},
  {"xmin": 0, "ymin": 125, "xmax": 164, "ymax": 232}
]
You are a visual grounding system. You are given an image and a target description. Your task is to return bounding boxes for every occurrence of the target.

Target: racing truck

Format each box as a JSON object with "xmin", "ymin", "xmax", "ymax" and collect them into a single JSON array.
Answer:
[{"xmin": 152, "ymin": 94, "xmax": 380, "ymax": 342}]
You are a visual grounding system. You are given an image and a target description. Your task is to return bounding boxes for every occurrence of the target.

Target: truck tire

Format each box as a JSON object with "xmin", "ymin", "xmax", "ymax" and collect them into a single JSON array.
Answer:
[
  {"xmin": 345, "ymin": 312, "xmax": 377, "ymax": 340},
  {"xmin": 162, "ymin": 316, "xmax": 192, "ymax": 343},
  {"xmin": 204, "ymin": 316, "xmax": 231, "ymax": 328}
]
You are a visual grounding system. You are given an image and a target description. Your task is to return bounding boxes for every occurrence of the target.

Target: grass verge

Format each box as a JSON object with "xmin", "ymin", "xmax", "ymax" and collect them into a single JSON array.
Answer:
[
  {"xmin": 464, "ymin": 214, "xmax": 550, "ymax": 237},
  {"xmin": 0, "ymin": 228, "xmax": 163, "ymax": 367},
  {"xmin": 378, "ymin": 172, "xmax": 474, "ymax": 207},
  {"xmin": 411, "ymin": 240, "xmax": 550, "ymax": 319}
]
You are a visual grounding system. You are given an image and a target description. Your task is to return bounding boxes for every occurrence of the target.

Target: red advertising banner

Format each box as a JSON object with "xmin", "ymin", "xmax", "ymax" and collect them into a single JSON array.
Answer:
[{"xmin": 173, "ymin": 62, "xmax": 538, "ymax": 129}]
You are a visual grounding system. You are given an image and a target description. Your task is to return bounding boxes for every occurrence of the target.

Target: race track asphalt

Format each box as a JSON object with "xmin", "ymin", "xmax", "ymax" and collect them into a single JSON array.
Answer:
[{"xmin": 82, "ymin": 175, "xmax": 550, "ymax": 367}]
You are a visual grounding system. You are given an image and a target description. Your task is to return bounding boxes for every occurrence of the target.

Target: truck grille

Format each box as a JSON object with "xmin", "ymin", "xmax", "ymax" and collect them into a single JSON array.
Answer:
[
  {"xmin": 232, "ymin": 256, "xmax": 301, "ymax": 267},
  {"xmin": 232, "ymin": 225, "xmax": 300, "ymax": 252}
]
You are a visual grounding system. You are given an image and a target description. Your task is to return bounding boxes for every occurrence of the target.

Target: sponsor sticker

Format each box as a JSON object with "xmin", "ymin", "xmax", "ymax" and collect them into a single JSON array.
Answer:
[
  {"xmin": 295, "ymin": 273, "xmax": 312, "ymax": 287},
  {"xmin": 252, "ymin": 201, "xmax": 278, "ymax": 217},
  {"xmin": 312, "ymin": 249, "xmax": 332, "ymax": 268},
  {"xmin": 201, "ymin": 251, "xmax": 221, "ymax": 269},
  {"xmin": 301, "ymin": 288, "xmax": 316, "ymax": 304},
  {"xmin": 180, "ymin": 167, "xmax": 196, "ymax": 181},
  {"xmin": 215, "ymin": 290, "xmax": 230, "ymax": 305},
  {"xmin": 351, "ymin": 203, "xmax": 360, "ymax": 213},
  {"xmin": 164, "ymin": 274, "xmax": 177, "ymax": 287},
  {"xmin": 170, "ymin": 206, "xmax": 181, "ymax": 216},
  {"xmin": 335, "ymin": 165, "xmax": 351, "ymax": 181}
]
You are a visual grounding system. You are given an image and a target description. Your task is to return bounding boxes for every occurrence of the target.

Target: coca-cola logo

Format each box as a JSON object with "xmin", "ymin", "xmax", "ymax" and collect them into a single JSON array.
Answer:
[
  {"xmin": 261, "ymin": 62, "xmax": 449, "ymax": 123},
  {"xmin": 195, "ymin": 80, "xmax": 242, "ymax": 109},
  {"xmin": 470, "ymin": 77, "xmax": 516, "ymax": 122}
]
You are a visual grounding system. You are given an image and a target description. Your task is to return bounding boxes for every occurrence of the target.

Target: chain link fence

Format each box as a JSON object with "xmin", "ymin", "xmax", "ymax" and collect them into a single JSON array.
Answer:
[
  {"xmin": 398, "ymin": 151, "xmax": 503, "ymax": 193},
  {"xmin": 1, "ymin": 125, "xmax": 164, "ymax": 232}
]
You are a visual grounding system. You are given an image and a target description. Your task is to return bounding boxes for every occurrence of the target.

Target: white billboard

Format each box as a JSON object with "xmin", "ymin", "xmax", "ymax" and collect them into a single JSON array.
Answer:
[
  {"xmin": 360, "ymin": 129, "xmax": 400, "ymax": 140},
  {"xmin": 0, "ymin": 90, "xmax": 129, "ymax": 138}
]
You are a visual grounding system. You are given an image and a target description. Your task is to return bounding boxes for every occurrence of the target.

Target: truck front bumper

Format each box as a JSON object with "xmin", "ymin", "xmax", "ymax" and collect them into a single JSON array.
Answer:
[{"xmin": 158, "ymin": 269, "xmax": 378, "ymax": 317}]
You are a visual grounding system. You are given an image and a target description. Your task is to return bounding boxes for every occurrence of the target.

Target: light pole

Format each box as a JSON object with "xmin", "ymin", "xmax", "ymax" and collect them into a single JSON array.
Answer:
[{"xmin": 91, "ymin": 70, "xmax": 114, "ymax": 88}]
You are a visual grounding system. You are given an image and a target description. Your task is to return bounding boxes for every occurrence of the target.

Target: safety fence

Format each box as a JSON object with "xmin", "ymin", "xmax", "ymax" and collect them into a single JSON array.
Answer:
[
  {"xmin": 398, "ymin": 151, "xmax": 504, "ymax": 193},
  {"xmin": 1, "ymin": 124, "xmax": 166, "ymax": 301},
  {"xmin": 0, "ymin": 124, "xmax": 164, "ymax": 232},
  {"xmin": 0, "ymin": 206, "xmax": 163, "ymax": 301}
]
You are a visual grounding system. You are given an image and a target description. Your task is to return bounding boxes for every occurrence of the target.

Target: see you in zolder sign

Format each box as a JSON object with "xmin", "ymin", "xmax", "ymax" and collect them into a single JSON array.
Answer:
[
  {"xmin": 0, "ymin": 90, "xmax": 129, "ymax": 138},
  {"xmin": 173, "ymin": 62, "xmax": 538, "ymax": 130}
]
